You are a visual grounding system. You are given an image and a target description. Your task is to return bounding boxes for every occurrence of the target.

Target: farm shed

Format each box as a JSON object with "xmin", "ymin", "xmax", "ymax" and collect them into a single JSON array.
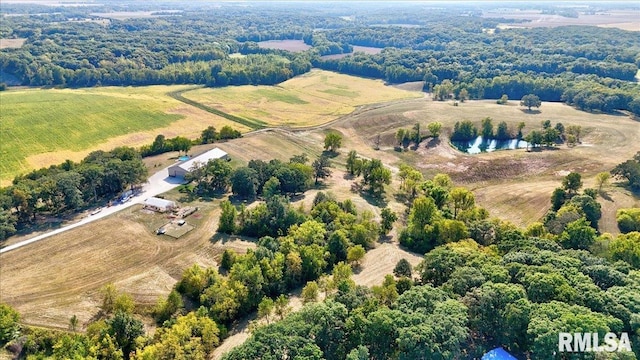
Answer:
[
  {"xmin": 144, "ymin": 197, "xmax": 177, "ymax": 213},
  {"xmin": 168, "ymin": 148, "xmax": 229, "ymax": 178}
]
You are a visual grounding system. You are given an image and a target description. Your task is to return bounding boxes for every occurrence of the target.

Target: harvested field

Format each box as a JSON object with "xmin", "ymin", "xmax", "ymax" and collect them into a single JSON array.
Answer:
[
  {"xmin": 257, "ymin": 39, "xmax": 311, "ymax": 52},
  {"xmin": 182, "ymin": 70, "xmax": 422, "ymax": 128},
  {"xmin": 0, "ymin": 38, "xmax": 26, "ymax": 49},
  {"xmin": 485, "ymin": 10, "xmax": 640, "ymax": 30},
  {"xmin": 0, "ymin": 202, "xmax": 255, "ymax": 330},
  {"xmin": 320, "ymin": 45, "xmax": 384, "ymax": 60}
]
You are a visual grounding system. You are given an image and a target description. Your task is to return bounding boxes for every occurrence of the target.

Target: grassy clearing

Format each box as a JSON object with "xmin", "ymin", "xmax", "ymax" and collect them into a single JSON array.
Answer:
[
  {"xmin": 0, "ymin": 38, "xmax": 26, "ymax": 49},
  {"xmin": 182, "ymin": 69, "xmax": 422, "ymax": 128},
  {"xmin": 0, "ymin": 86, "xmax": 250, "ymax": 184}
]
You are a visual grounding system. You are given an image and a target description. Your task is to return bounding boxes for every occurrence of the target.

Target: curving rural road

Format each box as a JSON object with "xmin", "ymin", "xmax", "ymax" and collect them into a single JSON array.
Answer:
[{"xmin": 0, "ymin": 166, "xmax": 185, "ymax": 254}]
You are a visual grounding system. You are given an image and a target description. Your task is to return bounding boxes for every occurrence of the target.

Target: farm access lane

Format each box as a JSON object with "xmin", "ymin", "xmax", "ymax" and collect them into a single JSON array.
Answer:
[{"xmin": 0, "ymin": 166, "xmax": 185, "ymax": 254}]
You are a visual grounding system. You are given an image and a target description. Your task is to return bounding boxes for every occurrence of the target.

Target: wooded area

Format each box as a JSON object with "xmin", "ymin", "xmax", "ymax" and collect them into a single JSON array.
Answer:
[{"xmin": 1, "ymin": 2, "xmax": 639, "ymax": 114}]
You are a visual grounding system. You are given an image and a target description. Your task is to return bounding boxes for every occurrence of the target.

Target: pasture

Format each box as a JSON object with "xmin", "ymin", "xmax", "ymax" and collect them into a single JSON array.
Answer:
[
  {"xmin": 181, "ymin": 70, "xmax": 422, "ymax": 128},
  {"xmin": 334, "ymin": 98, "xmax": 640, "ymax": 228},
  {"xmin": 0, "ymin": 86, "xmax": 249, "ymax": 185}
]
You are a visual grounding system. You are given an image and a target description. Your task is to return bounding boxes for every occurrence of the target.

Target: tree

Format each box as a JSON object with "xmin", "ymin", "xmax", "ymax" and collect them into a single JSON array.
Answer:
[
  {"xmin": 201, "ymin": 126, "xmax": 217, "ymax": 144},
  {"xmin": 107, "ymin": 311, "xmax": 144, "ymax": 359},
  {"xmin": 495, "ymin": 121, "xmax": 510, "ymax": 140},
  {"xmin": 218, "ymin": 200, "xmax": 237, "ymax": 234},
  {"xmin": 360, "ymin": 158, "xmax": 391, "ymax": 196},
  {"xmin": 380, "ymin": 208, "xmax": 397, "ymax": 235},
  {"xmin": 517, "ymin": 122, "xmax": 526, "ymax": 138},
  {"xmin": 411, "ymin": 123, "xmax": 421, "ymax": 145},
  {"xmin": 172, "ymin": 136, "xmax": 192, "ymax": 155},
  {"xmin": 324, "ymin": 132, "xmax": 342, "ymax": 152},
  {"xmin": 69, "ymin": 314, "xmax": 78, "ymax": 332},
  {"xmin": 219, "ymin": 125, "xmax": 241, "ymax": 139},
  {"xmin": 230, "ymin": 167, "xmax": 258, "ymax": 199},
  {"xmin": 220, "ymin": 249, "xmax": 237, "ymax": 271},
  {"xmin": 562, "ymin": 172, "xmax": 583, "ymax": 196},
  {"xmin": 396, "ymin": 128, "xmax": 409, "ymax": 147},
  {"xmin": 347, "ymin": 245, "xmax": 366, "ymax": 267},
  {"xmin": 550, "ymin": 187, "xmax": 567, "ymax": 211},
  {"xmin": 560, "ymin": 217, "xmax": 596, "ymax": 250},
  {"xmin": 480, "ymin": 117, "xmax": 493, "ymax": 139},
  {"xmin": 274, "ymin": 294, "xmax": 290, "ymax": 320},
  {"xmin": 427, "ymin": 122, "xmax": 442, "ymax": 138},
  {"xmin": 525, "ymin": 130, "xmax": 543, "ymax": 148},
  {"xmin": 520, "ymin": 94, "xmax": 541, "ymax": 111},
  {"xmin": 596, "ymin": 172, "xmax": 611, "ymax": 192},
  {"xmin": 290, "ymin": 153, "xmax": 309, "ymax": 164},
  {"xmin": 301, "ymin": 281, "xmax": 319, "ymax": 304},
  {"xmin": 262, "ymin": 176, "xmax": 281, "ymax": 199},
  {"xmin": 612, "ymin": 152, "xmax": 640, "ymax": 190},
  {"xmin": 393, "ymin": 259, "xmax": 412, "ymax": 278},
  {"xmin": 100, "ymin": 283, "xmax": 119, "ymax": 316},
  {"xmin": 0, "ymin": 303, "xmax": 20, "ymax": 344},
  {"xmin": 0, "ymin": 209, "xmax": 17, "ymax": 241},
  {"xmin": 566, "ymin": 125, "xmax": 582, "ymax": 143},
  {"xmin": 497, "ymin": 94, "xmax": 508, "ymax": 104},
  {"xmin": 312, "ymin": 155, "xmax": 331, "ymax": 185},
  {"xmin": 346, "ymin": 150, "xmax": 359, "ymax": 175},
  {"xmin": 449, "ymin": 187, "xmax": 475, "ymax": 218},
  {"xmin": 458, "ymin": 88, "xmax": 469, "ymax": 102},
  {"xmin": 616, "ymin": 208, "xmax": 640, "ymax": 233},
  {"xmin": 258, "ymin": 297, "xmax": 274, "ymax": 323},
  {"xmin": 610, "ymin": 232, "xmax": 640, "ymax": 268}
]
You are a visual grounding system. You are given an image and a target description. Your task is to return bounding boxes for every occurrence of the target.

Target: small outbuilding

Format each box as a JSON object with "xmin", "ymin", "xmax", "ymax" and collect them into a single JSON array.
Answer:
[
  {"xmin": 168, "ymin": 148, "xmax": 229, "ymax": 178},
  {"xmin": 144, "ymin": 197, "xmax": 177, "ymax": 213}
]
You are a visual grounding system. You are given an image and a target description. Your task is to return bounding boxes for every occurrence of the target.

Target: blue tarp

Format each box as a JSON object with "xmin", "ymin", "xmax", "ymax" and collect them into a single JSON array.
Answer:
[{"xmin": 482, "ymin": 347, "xmax": 517, "ymax": 360}]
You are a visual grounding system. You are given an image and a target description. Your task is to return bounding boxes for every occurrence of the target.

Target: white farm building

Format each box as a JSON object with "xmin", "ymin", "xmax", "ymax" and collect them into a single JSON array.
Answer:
[
  {"xmin": 168, "ymin": 148, "xmax": 229, "ymax": 178},
  {"xmin": 144, "ymin": 197, "xmax": 177, "ymax": 213}
]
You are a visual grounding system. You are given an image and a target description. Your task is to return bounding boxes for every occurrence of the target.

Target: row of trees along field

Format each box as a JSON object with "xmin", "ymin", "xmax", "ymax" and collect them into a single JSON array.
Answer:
[
  {"xmin": 3, "ymin": 146, "xmax": 640, "ymax": 358},
  {"xmin": 1, "ymin": 3, "xmax": 639, "ymax": 114},
  {"xmin": 0, "ymin": 147, "xmax": 147, "ymax": 240}
]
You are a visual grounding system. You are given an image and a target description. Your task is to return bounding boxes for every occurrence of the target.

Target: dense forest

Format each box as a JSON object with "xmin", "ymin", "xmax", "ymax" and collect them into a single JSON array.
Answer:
[{"xmin": 1, "ymin": 2, "xmax": 639, "ymax": 114}]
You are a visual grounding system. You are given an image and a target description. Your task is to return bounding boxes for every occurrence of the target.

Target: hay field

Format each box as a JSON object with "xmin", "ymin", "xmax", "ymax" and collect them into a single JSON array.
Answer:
[
  {"xmin": 0, "ymin": 86, "xmax": 249, "ymax": 185},
  {"xmin": 181, "ymin": 70, "xmax": 423, "ymax": 128}
]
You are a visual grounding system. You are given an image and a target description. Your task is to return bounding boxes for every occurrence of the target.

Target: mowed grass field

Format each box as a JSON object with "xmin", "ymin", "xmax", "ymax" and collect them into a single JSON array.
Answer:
[
  {"xmin": 0, "ymin": 86, "xmax": 250, "ymax": 185},
  {"xmin": 182, "ymin": 69, "xmax": 423, "ymax": 128}
]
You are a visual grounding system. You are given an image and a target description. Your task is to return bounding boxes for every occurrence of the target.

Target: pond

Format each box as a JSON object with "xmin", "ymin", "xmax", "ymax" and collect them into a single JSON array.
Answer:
[{"xmin": 451, "ymin": 136, "xmax": 529, "ymax": 154}]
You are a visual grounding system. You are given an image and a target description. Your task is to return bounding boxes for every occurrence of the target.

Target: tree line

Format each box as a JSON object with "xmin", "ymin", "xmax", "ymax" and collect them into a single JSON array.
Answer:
[{"xmin": 0, "ymin": 147, "xmax": 147, "ymax": 240}]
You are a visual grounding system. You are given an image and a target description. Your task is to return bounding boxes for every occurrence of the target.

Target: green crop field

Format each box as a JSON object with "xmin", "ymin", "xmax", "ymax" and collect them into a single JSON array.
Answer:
[
  {"xmin": 0, "ymin": 89, "xmax": 180, "ymax": 181},
  {"xmin": 0, "ymin": 86, "xmax": 251, "ymax": 184}
]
